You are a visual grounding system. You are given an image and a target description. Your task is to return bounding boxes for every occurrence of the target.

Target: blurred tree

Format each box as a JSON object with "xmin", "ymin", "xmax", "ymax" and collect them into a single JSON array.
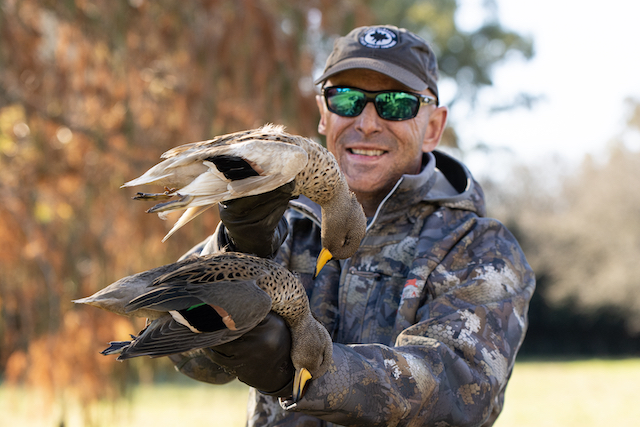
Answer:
[
  {"xmin": 486, "ymin": 98, "xmax": 640, "ymax": 352},
  {"xmin": 0, "ymin": 0, "xmax": 533, "ymax": 421},
  {"xmin": 369, "ymin": 0, "xmax": 533, "ymax": 103}
]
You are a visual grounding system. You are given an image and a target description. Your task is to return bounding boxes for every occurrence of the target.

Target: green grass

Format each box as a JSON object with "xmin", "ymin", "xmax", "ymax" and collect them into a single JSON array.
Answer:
[
  {"xmin": 494, "ymin": 358, "xmax": 640, "ymax": 427},
  {"xmin": 0, "ymin": 380, "xmax": 251, "ymax": 427},
  {"xmin": 2, "ymin": 358, "xmax": 639, "ymax": 426}
]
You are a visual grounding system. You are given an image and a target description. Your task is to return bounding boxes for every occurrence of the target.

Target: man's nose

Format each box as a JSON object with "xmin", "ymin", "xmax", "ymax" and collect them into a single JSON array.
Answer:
[{"xmin": 354, "ymin": 103, "xmax": 382, "ymax": 136}]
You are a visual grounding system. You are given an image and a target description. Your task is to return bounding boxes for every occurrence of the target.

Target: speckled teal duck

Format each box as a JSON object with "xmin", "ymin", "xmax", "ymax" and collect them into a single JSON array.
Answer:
[
  {"xmin": 122, "ymin": 124, "xmax": 366, "ymax": 275},
  {"xmin": 74, "ymin": 252, "xmax": 332, "ymax": 402}
]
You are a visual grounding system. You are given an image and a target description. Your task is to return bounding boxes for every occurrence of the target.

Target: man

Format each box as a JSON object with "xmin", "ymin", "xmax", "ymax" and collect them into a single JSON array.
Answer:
[{"xmin": 170, "ymin": 25, "xmax": 535, "ymax": 426}]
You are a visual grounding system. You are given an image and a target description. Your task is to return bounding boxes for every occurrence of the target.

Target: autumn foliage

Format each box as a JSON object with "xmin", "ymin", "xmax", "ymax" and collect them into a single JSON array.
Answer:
[{"xmin": 0, "ymin": 0, "xmax": 378, "ymax": 405}]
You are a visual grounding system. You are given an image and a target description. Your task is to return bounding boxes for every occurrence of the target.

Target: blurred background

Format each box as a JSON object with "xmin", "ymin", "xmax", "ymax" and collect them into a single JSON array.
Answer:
[{"xmin": 1, "ymin": 0, "xmax": 638, "ymax": 426}]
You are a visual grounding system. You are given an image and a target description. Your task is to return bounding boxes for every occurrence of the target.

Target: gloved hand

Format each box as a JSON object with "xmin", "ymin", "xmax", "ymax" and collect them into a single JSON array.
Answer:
[
  {"xmin": 218, "ymin": 181, "xmax": 295, "ymax": 258},
  {"xmin": 207, "ymin": 312, "xmax": 295, "ymax": 396},
  {"xmin": 168, "ymin": 348, "xmax": 237, "ymax": 385}
]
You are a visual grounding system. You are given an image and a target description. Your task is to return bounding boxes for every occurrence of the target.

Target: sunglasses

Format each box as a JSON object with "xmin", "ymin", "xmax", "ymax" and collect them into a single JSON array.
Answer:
[{"xmin": 322, "ymin": 86, "xmax": 438, "ymax": 121}]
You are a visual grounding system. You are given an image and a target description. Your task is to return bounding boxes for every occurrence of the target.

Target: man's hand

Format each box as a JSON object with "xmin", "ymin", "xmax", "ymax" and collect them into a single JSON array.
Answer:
[
  {"xmin": 168, "ymin": 313, "xmax": 294, "ymax": 396},
  {"xmin": 208, "ymin": 312, "xmax": 295, "ymax": 396},
  {"xmin": 218, "ymin": 181, "xmax": 295, "ymax": 258}
]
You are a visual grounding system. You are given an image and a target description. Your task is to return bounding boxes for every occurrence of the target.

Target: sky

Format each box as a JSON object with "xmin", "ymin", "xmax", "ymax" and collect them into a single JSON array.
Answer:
[{"xmin": 444, "ymin": 0, "xmax": 640, "ymax": 178}]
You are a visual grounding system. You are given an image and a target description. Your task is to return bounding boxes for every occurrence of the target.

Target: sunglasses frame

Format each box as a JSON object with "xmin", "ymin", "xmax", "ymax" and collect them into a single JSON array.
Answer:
[{"xmin": 322, "ymin": 86, "xmax": 438, "ymax": 121}]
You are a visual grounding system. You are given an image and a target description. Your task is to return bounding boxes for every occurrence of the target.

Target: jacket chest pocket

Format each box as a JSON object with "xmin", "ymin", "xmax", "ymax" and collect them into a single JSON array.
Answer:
[
  {"xmin": 336, "ymin": 231, "xmax": 420, "ymax": 344},
  {"xmin": 337, "ymin": 264, "xmax": 409, "ymax": 345}
]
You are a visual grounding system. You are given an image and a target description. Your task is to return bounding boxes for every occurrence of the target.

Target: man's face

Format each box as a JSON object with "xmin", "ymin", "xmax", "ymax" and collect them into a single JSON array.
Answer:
[{"xmin": 316, "ymin": 69, "xmax": 447, "ymax": 214}]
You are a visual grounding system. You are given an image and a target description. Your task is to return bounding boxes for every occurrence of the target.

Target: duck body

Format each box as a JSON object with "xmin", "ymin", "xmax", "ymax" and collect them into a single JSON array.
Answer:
[
  {"xmin": 74, "ymin": 253, "xmax": 333, "ymax": 394},
  {"xmin": 123, "ymin": 125, "xmax": 366, "ymax": 273}
]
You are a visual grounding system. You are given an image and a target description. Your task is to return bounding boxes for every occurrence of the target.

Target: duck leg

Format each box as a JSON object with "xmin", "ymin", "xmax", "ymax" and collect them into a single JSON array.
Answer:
[
  {"xmin": 146, "ymin": 194, "xmax": 195, "ymax": 213},
  {"xmin": 132, "ymin": 187, "xmax": 178, "ymax": 201}
]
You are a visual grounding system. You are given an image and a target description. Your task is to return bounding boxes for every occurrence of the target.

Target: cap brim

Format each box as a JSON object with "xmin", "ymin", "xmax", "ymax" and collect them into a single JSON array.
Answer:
[{"xmin": 314, "ymin": 58, "xmax": 428, "ymax": 92}]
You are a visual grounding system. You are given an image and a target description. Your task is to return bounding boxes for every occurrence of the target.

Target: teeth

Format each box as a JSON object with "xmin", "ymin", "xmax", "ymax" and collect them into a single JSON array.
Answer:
[{"xmin": 350, "ymin": 148, "xmax": 385, "ymax": 156}]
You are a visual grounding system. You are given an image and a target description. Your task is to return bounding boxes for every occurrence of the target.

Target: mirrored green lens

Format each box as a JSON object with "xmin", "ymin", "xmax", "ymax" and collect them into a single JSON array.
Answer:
[
  {"xmin": 324, "ymin": 87, "xmax": 424, "ymax": 120},
  {"xmin": 375, "ymin": 92, "xmax": 419, "ymax": 120},
  {"xmin": 326, "ymin": 88, "xmax": 366, "ymax": 117}
]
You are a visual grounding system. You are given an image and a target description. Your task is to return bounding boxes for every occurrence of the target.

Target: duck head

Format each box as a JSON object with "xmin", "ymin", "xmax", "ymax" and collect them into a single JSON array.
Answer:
[
  {"xmin": 315, "ymin": 186, "xmax": 366, "ymax": 278},
  {"xmin": 290, "ymin": 314, "xmax": 333, "ymax": 402}
]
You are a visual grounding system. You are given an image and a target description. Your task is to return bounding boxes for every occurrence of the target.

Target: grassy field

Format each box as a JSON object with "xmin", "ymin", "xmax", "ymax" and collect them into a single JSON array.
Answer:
[
  {"xmin": 494, "ymin": 358, "xmax": 640, "ymax": 427},
  {"xmin": 0, "ymin": 380, "xmax": 251, "ymax": 427},
  {"xmin": 2, "ymin": 358, "xmax": 639, "ymax": 426}
]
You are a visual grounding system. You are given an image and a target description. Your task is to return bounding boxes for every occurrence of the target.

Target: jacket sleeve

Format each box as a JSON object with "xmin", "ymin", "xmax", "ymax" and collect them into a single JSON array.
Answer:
[{"xmin": 286, "ymin": 216, "xmax": 535, "ymax": 427}]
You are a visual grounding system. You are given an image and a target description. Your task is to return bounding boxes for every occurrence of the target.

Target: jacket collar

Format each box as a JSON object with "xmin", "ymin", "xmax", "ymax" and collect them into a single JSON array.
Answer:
[{"xmin": 289, "ymin": 149, "xmax": 486, "ymax": 226}]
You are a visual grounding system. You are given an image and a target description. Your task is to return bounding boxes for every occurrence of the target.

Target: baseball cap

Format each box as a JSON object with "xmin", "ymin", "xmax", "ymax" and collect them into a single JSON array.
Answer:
[{"xmin": 314, "ymin": 25, "xmax": 439, "ymax": 102}]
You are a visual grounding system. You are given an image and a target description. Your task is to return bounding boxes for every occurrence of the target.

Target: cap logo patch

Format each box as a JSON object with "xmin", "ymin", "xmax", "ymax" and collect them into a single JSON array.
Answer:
[{"xmin": 359, "ymin": 28, "xmax": 398, "ymax": 49}]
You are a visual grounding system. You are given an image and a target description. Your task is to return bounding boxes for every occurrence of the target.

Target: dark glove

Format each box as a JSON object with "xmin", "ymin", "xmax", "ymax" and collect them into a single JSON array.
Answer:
[
  {"xmin": 206, "ymin": 312, "xmax": 295, "ymax": 396},
  {"xmin": 218, "ymin": 181, "xmax": 295, "ymax": 258},
  {"xmin": 168, "ymin": 349, "xmax": 237, "ymax": 385}
]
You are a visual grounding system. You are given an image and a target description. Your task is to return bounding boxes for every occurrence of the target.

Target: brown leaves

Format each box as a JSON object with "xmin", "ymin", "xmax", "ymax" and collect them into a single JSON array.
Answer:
[
  {"xmin": 5, "ymin": 309, "xmax": 136, "ymax": 405},
  {"xmin": 0, "ymin": 1, "xmax": 333, "ymax": 412}
]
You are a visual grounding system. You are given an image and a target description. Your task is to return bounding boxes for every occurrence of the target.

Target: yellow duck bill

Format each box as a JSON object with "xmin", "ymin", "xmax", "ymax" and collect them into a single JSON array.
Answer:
[
  {"xmin": 292, "ymin": 367, "xmax": 313, "ymax": 403},
  {"xmin": 313, "ymin": 248, "xmax": 334, "ymax": 279}
]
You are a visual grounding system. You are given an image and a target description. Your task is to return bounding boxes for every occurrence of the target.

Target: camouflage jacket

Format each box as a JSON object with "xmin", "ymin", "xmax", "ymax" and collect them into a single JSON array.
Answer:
[{"xmin": 184, "ymin": 150, "xmax": 535, "ymax": 427}]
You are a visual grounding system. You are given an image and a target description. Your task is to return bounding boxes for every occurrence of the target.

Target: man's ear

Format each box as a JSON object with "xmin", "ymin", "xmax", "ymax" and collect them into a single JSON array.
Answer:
[
  {"xmin": 316, "ymin": 95, "xmax": 327, "ymax": 135},
  {"xmin": 422, "ymin": 106, "xmax": 448, "ymax": 152}
]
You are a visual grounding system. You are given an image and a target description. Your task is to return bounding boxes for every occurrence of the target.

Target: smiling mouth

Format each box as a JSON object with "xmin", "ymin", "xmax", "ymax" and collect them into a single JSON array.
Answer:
[{"xmin": 349, "ymin": 148, "xmax": 386, "ymax": 156}]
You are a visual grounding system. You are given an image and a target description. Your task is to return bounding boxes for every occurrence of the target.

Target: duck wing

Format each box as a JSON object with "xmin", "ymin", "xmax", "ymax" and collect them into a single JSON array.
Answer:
[
  {"xmin": 122, "ymin": 131, "xmax": 309, "ymax": 196},
  {"xmin": 123, "ymin": 133, "xmax": 308, "ymax": 240},
  {"xmin": 105, "ymin": 278, "xmax": 271, "ymax": 360},
  {"xmin": 103, "ymin": 314, "xmax": 240, "ymax": 360},
  {"xmin": 104, "ymin": 256, "xmax": 273, "ymax": 360},
  {"xmin": 124, "ymin": 278, "xmax": 271, "ymax": 327},
  {"xmin": 170, "ymin": 141, "xmax": 307, "ymax": 203},
  {"xmin": 72, "ymin": 255, "xmax": 206, "ymax": 318}
]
